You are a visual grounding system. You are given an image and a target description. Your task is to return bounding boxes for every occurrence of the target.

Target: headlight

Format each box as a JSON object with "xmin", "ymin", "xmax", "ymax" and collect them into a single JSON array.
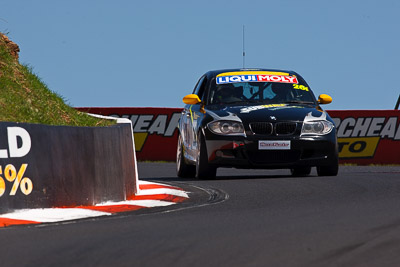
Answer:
[
  {"xmin": 301, "ymin": 121, "xmax": 333, "ymax": 136},
  {"xmin": 208, "ymin": 121, "xmax": 245, "ymax": 135}
]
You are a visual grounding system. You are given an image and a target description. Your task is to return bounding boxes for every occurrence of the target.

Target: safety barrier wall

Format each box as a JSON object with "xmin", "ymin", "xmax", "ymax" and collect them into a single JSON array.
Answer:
[
  {"xmin": 77, "ymin": 108, "xmax": 400, "ymax": 165},
  {"xmin": 0, "ymin": 121, "xmax": 137, "ymax": 214}
]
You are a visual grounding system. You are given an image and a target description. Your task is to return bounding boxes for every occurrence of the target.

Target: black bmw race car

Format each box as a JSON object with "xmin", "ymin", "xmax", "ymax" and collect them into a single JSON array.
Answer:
[{"xmin": 177, "ymin": 68, "xmax": 338, "ymax": 179}]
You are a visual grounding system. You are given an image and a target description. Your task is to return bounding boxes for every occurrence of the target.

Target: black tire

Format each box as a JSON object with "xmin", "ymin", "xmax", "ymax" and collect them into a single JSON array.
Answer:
[
  {"xmin": 317, "ymin": 146, "xmax": 339, "ymax": 176},
  {"xmin": 290, "ymin": 166, "xmax": 312, "ymax": 177},
  {"xmin": 176, "ymin": 134, "xmax": 195, "ymax": 178},
  {"xmin": 196, "ymin": 134, "xmax": 217, "ymax": 179},
  {"xmin": 317, "ymin": 162, "xmax": 339, "ymax": 176}
]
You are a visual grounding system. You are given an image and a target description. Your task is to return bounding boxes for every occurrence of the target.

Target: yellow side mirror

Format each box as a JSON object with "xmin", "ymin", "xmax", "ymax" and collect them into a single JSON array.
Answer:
[
  {"xmin": 183, "ymin": 94, "xmax": 201, "ymax": 105},
  {"xmin": 318, "ymin": 94, "xmax": 332, "ymax": 105}
]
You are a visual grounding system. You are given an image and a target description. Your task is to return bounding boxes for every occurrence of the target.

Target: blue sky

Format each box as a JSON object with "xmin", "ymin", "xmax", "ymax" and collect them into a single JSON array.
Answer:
[{"xmin": 2, "ymin": 0, "xmax": 399, "ymax": 110}]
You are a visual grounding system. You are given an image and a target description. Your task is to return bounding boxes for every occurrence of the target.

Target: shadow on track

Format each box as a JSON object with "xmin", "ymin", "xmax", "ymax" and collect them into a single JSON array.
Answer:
[{"xmin": 138, "ymin": 162, "xmax": 324, "ymax": 182}]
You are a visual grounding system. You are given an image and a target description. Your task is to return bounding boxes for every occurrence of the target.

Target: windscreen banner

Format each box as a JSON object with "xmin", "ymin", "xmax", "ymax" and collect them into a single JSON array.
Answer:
[{"xmin": 77, "ymin": 108, "xmax": 400, "ymax": 165}]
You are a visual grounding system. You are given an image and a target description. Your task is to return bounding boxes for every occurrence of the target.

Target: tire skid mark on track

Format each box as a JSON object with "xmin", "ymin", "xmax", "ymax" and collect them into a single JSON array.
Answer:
[
  {"xmin": 145, "ymin": 182, "xmax": 230, "ymax": 215},
  {"xmin": 0, "ymin": 180, "xmax": 190, "ymax": 228}
]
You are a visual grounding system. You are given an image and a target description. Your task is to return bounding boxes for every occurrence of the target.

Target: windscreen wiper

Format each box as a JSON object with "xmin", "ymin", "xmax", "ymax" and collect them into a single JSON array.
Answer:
[
  {"xmin": 226, "ymin": 99, "xmax": 262, "ymax": 105},
  {"xmin": 225, "ymin": 101, "xmax": 247, "ymax": 105},
  {"xmin": 284, "ymin": 100, "xmax": 315, "ymax": 104}
]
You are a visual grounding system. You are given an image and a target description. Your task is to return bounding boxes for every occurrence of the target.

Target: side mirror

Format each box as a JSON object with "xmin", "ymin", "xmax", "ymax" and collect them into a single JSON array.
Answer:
[
  {"xmin": 183, "ymin": 94, "xmax": 201, "ymax": 105},
  {"xmin": 318, "ymin": 94, "xmax": 332, "ymax": 105}
]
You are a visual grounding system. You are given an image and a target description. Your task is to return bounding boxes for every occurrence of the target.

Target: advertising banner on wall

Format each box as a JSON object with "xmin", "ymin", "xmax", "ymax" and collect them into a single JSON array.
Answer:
[
  {"xmin": 328, "ymin": 110, "xmax": 400, "ymax": 165},
  {"xmin": 78, "ymin": 108, "xmax": 400, "ymax": 165},
  {"xmin": 0, "ymin": 121, "xmax": 137, "ymax": 213},
  {"xmin": 77, "ymin": 108, "xmax": 182, "ymax": 161}
]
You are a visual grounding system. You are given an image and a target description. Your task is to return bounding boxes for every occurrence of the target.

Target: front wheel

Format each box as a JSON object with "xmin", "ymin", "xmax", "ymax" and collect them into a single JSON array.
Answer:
[
  {"xmin": 176, "ymin": 135, "xmax": 195, "ymax": 178},
  {"xmin": 317, "ymin": 164, "xmax": 339, "ymax": 176},
  {"xmin": 196, "ymin": 134, "xmax": 216, "ymax": 179},
  {"xmin": 317, "ymin": 157, "xmax": 339, "ymax": 176}
]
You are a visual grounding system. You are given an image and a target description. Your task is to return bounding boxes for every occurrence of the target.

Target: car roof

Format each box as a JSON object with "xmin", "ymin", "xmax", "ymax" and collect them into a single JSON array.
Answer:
[{"xmin": 205, "ymin": 68, "xmax": 299, "ymax": 77}]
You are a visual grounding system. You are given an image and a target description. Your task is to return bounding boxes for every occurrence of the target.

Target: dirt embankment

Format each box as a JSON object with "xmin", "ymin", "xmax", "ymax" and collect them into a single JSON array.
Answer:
[{"xmin": 0, "ymin": 33, "xmax": 20, "ymax": 60}]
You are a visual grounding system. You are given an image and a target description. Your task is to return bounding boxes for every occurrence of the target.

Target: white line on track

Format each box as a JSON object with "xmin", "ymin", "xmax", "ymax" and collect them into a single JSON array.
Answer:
[
  {"xmin": 138, "ymin": 180, "xmax": 177, "ymax": 186},
  {"xmin": 0, "ymin": 181, "xmax": 189, "ymax": 226},
  {"xmin": 0, "ymin": 208, "xmax": 111, "ymax": 223},
  {"xmin": 96, "ymin": 199, "xmax": 176, "ymax": 207},
  {"xmin": 137, "ymin": 188, "xmax": 189, "ymax": 198}
]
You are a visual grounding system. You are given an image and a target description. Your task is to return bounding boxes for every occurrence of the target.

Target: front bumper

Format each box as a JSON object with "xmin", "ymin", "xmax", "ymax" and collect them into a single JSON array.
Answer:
[{"xmin": 204, "ymin": 132, "xmax": 338, "ymax": 169}]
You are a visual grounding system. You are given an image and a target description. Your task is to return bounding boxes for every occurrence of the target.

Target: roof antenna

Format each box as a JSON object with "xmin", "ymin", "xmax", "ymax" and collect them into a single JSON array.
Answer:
[{"xmin": 242, "ymin": 25, "xmax": 245, "ymax": 69}]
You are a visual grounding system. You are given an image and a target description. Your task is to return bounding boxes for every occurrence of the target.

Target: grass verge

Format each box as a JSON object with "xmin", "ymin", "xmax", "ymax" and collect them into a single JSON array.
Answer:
[{"xmin": 0, "ymin": 38, "xmax": 113, "ymax": 126}]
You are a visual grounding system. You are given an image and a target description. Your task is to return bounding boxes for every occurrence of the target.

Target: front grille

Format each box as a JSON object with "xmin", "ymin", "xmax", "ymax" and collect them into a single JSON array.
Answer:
[
  {"xmin": 275, "ymin": 122, "xmax": 297, "ymax": 135},
  {"xmin": 249, "ymin": 122, "xmax": 273, "ymax": 135},
  {"xmin": 249, "ymin": 122, "xmax": 297, "ymax": 135}
]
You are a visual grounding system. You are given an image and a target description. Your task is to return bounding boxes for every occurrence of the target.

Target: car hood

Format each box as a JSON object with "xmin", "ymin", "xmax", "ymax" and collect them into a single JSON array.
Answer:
[{"xmin": 205, "ymin": 104, "xmax": 327, "ymax": 123}]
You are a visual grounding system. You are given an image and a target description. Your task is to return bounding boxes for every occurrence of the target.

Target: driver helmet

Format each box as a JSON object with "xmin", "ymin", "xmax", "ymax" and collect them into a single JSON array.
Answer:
[
  {"xmin": 271, "ymin": 83, "xmax": 292, "ymax": 99},
  {"xmin": 215, "ymin": 84, "xmax": 235, "ymax": 101}
]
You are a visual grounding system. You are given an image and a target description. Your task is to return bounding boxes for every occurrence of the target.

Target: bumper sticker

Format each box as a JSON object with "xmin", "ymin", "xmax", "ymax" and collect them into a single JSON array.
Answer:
[{"xmin": 259, "ymin": 140, "xmax": 291, "ymax": 150}]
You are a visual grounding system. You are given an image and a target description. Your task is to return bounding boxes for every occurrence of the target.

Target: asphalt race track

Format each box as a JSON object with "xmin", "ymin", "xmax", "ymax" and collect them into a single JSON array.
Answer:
[{"xmin": 1, "ymin": 163, "xmax": 400, "ymax": 267}]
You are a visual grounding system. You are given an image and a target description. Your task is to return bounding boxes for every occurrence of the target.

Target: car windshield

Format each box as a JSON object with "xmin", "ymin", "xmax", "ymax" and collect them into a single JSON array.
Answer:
[{"xmin": 208, "ymin": 80, "xmax": 316, "ymax": 105}]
